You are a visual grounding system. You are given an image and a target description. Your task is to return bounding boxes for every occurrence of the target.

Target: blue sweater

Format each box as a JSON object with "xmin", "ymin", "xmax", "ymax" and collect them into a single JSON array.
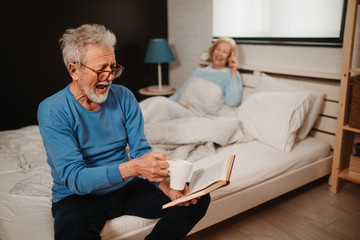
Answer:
[
  {"xmin": 37, "ymin": 84, "xmax": 152, "ymax": 203},
  {"xmin": 169, "ymin": 66, "xmax": 243, "ymax": 107}
]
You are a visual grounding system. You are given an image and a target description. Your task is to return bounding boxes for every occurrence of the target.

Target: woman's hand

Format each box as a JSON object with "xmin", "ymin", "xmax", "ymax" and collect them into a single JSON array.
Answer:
[
  {"xmin": 159, "ymin": 177, "xmax": 198, "ymax": 207},
  {"xmin": 119, "ymin": 151, "xmax": 170, "ymax": 182},
  {"xmin": 228, "ymin": 52, "xmax": 239, "ymax": 78}
]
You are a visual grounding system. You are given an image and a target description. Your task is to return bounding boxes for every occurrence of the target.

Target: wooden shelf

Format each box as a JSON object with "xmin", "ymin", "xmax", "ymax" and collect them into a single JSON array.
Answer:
[
  {"xmin": 343, "ymin": 125, "xmax": 360, "ymax": 134},
  {"xmin": 350, "ymin": 68, "xmax": 360, "ymax": 74},
  {"xmin": 330, "ymin": 0, "xmax": 360, "ymax": 194},
  {"xmin": 339, "ymin": 168, "xmax": 360, "ymax": 184}
]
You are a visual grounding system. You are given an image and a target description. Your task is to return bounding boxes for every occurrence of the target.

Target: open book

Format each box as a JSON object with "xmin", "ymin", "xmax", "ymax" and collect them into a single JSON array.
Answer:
[{"xmin": 162, "ymin": 155, "xmax": 235, "ymax": 209}]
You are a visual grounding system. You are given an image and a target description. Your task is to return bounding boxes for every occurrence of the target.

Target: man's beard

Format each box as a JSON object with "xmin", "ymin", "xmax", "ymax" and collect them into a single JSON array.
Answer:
[{"xmin": 80, "ymin": 79, "xmax": 111, "ymax": 104}]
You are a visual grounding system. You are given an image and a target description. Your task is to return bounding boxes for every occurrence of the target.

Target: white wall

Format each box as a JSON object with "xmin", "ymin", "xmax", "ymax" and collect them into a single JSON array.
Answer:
[
  {"xmin": 167, "ymin": 0, "xmax": 213, "ymax": 89},
  {"xmin": 168, "ymin": 0, "xmax": 360, "ymax": 87}
]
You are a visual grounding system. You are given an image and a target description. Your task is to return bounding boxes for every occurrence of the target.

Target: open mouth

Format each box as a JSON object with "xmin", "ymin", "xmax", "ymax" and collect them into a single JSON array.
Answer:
[
  {"xmin": 214, "ymin": 56, "xmax": 224, "ymax": 62},
  {"xmin": 96, "ymin": 83, "xmax": 110, "ymax": 93}
]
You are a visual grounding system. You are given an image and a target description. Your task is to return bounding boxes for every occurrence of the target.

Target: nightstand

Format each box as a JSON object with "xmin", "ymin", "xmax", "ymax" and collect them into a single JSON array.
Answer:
[{"xmin": 138, "ymin": 86, "xmax": 176, "ymax": 97}]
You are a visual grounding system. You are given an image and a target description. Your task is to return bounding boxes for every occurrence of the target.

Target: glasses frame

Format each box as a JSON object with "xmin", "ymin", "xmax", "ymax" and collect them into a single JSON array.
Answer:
[{"xmin": 80, "ymin": 63, "xmax": 124, "ymax": 81}]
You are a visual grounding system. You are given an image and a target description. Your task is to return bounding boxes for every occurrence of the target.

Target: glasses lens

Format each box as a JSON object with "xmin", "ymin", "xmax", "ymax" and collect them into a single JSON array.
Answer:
[
  {"xmin": 96, "ymin": 65, "xmax": 123, "ymax": 81},
  {"xmin": 114, "ymin": 68, "xmax": 123, "ymax": 78},
  {"xmin": 98, "ymin": 72, "xmax": 110, "ymax": 81}
]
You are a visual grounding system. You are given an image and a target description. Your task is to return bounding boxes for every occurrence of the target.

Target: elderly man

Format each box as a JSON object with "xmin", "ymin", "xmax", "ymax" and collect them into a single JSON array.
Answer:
[{"xmin": 37, "ymin": 24, "xmax": 210, "ymax": 240}]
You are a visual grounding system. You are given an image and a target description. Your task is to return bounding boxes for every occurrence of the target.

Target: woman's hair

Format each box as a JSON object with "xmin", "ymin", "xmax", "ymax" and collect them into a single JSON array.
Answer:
[
  {"xmin": 208, "ymin": 37, "xmax": 238, "ymax": 64},
  {"xmin": 59, "ymin": 24, "xmax": 117, "ymax": 67}
]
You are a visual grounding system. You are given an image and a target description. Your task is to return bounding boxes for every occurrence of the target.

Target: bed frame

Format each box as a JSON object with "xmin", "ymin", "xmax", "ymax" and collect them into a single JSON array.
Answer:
[{"xmin": 112, "ymin": 65, "xmax": 340, "ymax": 239}]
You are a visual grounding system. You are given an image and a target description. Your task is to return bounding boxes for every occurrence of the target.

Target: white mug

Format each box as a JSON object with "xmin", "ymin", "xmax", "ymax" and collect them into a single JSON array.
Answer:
[{"xmin": 168, "ymin": 159, "xmax": 193, "ymax": 190}]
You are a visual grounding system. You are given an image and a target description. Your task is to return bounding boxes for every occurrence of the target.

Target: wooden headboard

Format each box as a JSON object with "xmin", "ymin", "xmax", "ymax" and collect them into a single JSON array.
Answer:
[
  {"xmin": 238, "ymin": 64, "xmax": 340, "ymax": 149},
  {"xmin": 199, "ymin": 61, "xmax": 340, "ymax": 148}
]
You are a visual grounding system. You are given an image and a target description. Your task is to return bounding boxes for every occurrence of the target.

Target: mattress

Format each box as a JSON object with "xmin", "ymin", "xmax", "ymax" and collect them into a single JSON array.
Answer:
[
  {"xmin": 0, "ymin": 126, "xmax": 331, "ymax": 240},
  {"xmin": 193, "ymin": 137, "xmax": 330, "ymax": 201}
]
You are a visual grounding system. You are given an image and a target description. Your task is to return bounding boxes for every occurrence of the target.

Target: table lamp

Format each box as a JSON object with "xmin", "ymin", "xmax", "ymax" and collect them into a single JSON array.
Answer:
[{"xmin": 144, "ymin": 38, "xmax": 175, "ymax": 93}]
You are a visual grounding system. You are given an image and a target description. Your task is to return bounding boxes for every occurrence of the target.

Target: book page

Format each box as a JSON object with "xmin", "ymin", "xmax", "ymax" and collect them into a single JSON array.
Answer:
[
  {"xmin": 162, "ymin": 155, "xmax": 235, "ymax": 209},
  {"xmin": 189, "ymin": 159, "xmax": 227, "ymax": 193}
]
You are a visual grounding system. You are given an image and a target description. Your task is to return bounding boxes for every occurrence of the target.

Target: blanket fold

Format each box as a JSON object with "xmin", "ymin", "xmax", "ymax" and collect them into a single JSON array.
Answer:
[{"xmin": 141, "ymin": 95, "xmax": 245, "ymax": 160}]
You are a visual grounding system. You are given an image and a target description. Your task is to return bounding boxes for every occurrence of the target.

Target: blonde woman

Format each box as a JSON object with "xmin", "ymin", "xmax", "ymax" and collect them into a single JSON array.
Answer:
[{"xmin": 170, "ymin": 37, "xmax": 243, "ymax": 107}]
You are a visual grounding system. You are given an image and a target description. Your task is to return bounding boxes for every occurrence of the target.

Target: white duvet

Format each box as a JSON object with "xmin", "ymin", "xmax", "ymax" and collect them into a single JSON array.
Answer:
[
  {"xmin": 144, "ymin": 115, "xmax": 246, "ymax": 161},
  {"xmin": 140, "ymin": 77, "xmax": 246, "ymax": 161}
]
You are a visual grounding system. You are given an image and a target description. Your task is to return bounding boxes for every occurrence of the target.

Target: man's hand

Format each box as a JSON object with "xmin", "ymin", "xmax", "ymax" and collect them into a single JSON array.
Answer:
[
  {"xmin": 159, "ymin": 177, "xmax": 198, "ymax": 207},
  {"xmin": 119, "ymin": 151, "xmax": 170, "ymax": 182}
]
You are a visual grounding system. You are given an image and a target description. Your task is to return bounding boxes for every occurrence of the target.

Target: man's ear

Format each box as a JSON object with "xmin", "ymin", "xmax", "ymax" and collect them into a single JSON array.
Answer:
[{"xmin": 68, "ymin": 63, "xmax": 80, "ymax": 81}]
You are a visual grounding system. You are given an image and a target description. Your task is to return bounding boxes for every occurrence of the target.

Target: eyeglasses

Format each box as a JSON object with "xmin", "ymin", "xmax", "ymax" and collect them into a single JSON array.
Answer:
[{"xmin": 80, "ymin": 63, "xmax": 124, "ymax": 81}]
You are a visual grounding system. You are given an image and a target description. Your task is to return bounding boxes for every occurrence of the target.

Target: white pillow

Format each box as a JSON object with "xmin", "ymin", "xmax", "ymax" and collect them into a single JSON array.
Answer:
[
  {"xmin": 256, "ymin": 73, "xmax": 324, "ymax": 141},
  {"xmin": 237, "ymin": 91, "xmax": 311, "ymax": 152},
  {"xmin": 178, "ymin": 77, "xmax": 225, "ymax": 116}
]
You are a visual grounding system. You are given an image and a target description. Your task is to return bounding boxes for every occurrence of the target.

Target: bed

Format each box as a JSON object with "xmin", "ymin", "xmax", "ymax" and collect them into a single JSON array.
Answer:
[{"xmin": 0, "ymin": 65, "xmax": 339, "ymax": 240}]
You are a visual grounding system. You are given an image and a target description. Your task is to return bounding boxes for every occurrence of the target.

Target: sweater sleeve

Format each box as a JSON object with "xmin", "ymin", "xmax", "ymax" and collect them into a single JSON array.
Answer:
[
  {"xmin": 122, "ymin": 88, "xmax": 152, "ymax": 158},
  {"xmin": 120, "ymin": 88, "xmax": 163, "ymax": 188},
  {"xmin": 224, "ymin": 71, "xmax": 243, "ymax": 107}
]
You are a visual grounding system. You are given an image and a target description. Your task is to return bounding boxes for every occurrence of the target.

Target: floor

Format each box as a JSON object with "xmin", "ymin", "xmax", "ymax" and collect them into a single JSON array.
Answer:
[{"xmin": 186, "ymin": 177, "xmax": 360, "ymax": 240}]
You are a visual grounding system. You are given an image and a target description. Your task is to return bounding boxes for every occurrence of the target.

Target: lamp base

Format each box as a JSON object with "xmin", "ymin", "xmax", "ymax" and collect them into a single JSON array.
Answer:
[{"xmin": 144, "ymin": 85, "xmax": 176, "ymax": 95}]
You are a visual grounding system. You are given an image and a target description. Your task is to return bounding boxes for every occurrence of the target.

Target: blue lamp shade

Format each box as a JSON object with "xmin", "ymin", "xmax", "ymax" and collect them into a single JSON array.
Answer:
[{"xmin": 144, "ymin": 39, "xmax": 175, "ymax": 63}]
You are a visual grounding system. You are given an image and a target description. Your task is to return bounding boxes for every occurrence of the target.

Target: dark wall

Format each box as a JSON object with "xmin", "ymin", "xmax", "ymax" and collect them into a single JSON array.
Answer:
[{"xmin": 2, "ymin": 0, "xmax": 168, "ymax": 131}]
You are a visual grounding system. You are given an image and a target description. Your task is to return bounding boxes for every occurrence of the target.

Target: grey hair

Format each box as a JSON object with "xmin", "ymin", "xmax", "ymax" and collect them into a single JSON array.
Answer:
[{"xmin": 59, "ymin": 24, "xmax": 117, "ymax": 67}]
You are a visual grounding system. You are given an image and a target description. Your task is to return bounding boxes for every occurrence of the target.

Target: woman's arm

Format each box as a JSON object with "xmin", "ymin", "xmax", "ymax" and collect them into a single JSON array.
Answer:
[
  {"xmin": 224, "ymin": 71, "xmax": 243, "ymax": 107},
  {"xmin": 225, "ymin": 52, "xmax": 243, "ymax": 106}
]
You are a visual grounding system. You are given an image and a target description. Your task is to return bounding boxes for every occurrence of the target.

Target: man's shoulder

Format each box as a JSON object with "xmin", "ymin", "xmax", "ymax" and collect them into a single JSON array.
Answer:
[
  {"xmin": 39, "ymin": 87, "xmax": 68, "ymax": 109},
  {"xmin": 110, "ymin": 84, "xmax": 131, "ymax": 94},
  {"xmin": 109, "ymin": 84, "xmax": 136, "ymax": 100},
  {"xmin": 38, "ymin": 86, "xmax": 71, "ymax": 122}
]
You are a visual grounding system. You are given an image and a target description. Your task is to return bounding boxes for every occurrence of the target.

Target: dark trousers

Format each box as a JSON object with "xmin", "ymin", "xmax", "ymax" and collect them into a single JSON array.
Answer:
[{"xmin": 52, "ymin": 177, "xmax": 210, "ymax": 240}]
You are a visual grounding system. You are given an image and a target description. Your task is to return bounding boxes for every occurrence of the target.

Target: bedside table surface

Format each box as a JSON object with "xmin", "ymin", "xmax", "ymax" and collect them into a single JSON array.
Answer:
[{"xmin": 139, "ymin": 86, "xmax": 176, "ymax": 96}]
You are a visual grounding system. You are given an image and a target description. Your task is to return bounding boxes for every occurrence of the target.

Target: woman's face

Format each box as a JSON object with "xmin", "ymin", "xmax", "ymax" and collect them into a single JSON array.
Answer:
[{"xmin": 211, "ymin": 42, "xmax": 232, "ymax": 69}]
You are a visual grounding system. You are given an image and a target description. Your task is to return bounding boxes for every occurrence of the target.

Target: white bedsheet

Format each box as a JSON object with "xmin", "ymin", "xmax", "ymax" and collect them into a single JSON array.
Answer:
[
  {"xmin": 0, "ymin": 125, "xmax": 330, "ymax": 240},
  {"xmin": 192, "ymin": 137, "xmax": 331, "ymax": 201}
]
